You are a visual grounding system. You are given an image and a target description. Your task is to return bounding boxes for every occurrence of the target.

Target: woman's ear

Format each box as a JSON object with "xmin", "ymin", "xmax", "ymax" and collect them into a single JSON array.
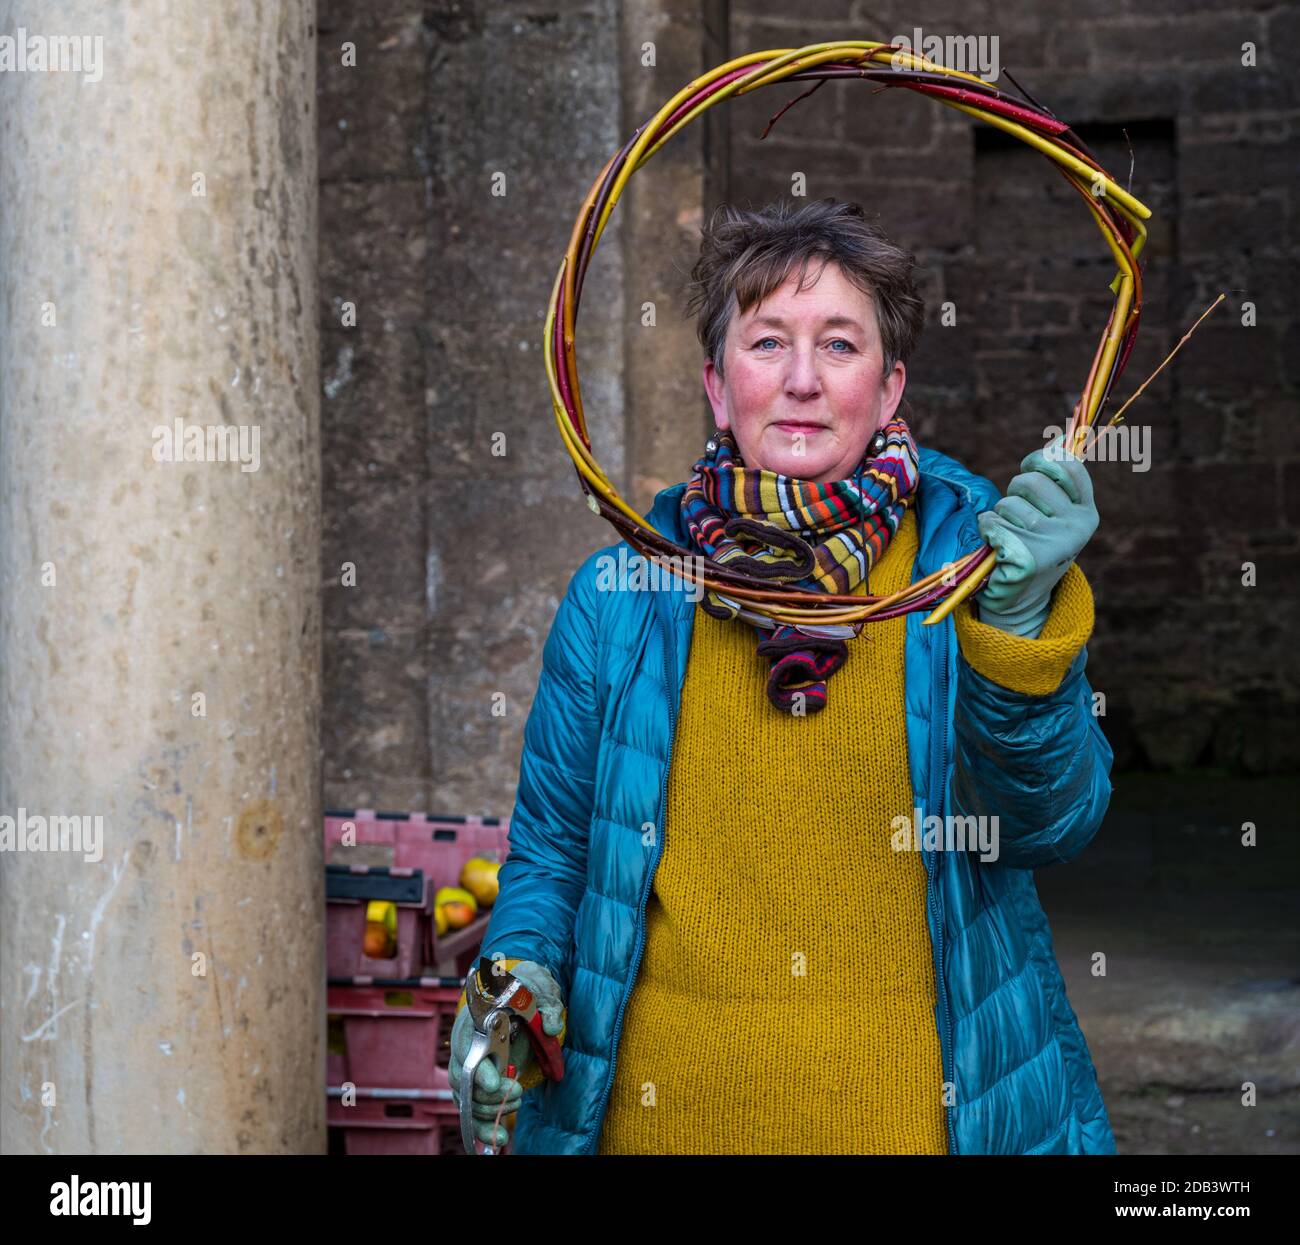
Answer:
[
  {"xmin": 880, "ymin": 360, "xmax": 906, "ymax": 423},
  {"xmin": 703, "ymin": 358, "xmax": 730, "ymax": 430}
]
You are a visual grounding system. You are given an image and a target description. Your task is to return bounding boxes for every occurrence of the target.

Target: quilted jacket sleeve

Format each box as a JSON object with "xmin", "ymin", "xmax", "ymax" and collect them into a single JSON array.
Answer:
[
  {"xmin": 947, "ymin": 564, "xmax": 1114, "ymax": 870},
  {"xmin": 478, "ymin": 549, "xmax": 604, "ymax": 1002}
]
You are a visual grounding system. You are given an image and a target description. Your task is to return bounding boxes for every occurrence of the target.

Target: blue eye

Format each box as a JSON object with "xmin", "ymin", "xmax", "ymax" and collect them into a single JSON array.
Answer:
[{"xmin": 753, "ymin": 337, "xmax": 855, "ymax": 352}]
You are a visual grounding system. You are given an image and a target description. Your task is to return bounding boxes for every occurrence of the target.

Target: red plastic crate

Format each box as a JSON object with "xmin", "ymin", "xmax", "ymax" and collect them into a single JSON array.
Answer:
[
  {"xmin": 326, "ymin": 878, "xmax": 431, "ymax": 980},
  {"xmin": 324, "ymin": 810, "xmax": 511, "ymax": 976},
  {"xmin": 323, "ymin": 810, "xmax": 510, "ymax": 895},
  {"xmin": 327, "ymin": 981, "xmax": 462, "ymax": 1090},
  {"xmin": 327, "ymin": 1089, "xmax": 462, "ymax": 1156}
]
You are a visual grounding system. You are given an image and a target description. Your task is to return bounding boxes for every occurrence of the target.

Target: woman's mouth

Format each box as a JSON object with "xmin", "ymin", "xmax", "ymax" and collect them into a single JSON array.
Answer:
[{"xmin": 773, "ymin": 421, "xmax": 826, "ymax": 433}]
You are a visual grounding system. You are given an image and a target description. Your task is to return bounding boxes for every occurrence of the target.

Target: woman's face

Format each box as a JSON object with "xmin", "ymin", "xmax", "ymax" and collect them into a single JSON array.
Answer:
[{"xmin": 702, "ymin": 261, "xmax": 906, "ymax": 483}]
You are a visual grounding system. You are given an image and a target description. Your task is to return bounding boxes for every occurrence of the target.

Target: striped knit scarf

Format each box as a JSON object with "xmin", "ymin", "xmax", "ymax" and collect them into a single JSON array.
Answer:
[{"xmin": 679, "ymin": 416, "xmax": 920, "ymax": 715}]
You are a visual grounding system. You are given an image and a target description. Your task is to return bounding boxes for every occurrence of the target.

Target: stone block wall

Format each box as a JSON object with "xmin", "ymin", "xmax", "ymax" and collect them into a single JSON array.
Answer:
[{"xmin": 319, "ymin": 0, "xmax": 1298, "ymax": 816}]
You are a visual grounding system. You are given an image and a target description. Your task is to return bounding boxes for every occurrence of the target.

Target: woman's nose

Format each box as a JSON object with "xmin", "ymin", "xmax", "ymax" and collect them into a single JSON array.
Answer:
[{"xmin": 785, "ymin": 346, "xmax": 822, "ymax": 395}]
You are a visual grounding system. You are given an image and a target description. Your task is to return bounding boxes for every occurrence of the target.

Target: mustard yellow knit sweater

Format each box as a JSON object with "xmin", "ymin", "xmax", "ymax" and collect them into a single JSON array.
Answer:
[{"xmin": 461, "ymin": 508, "xmax": 1096, "ymax": 1154}]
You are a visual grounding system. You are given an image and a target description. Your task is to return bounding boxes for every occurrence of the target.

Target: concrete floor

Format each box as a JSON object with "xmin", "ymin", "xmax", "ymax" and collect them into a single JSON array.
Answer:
[{"xmin": 1037, "ymin": 773, "xmax": 1300, "ymax": 1155}]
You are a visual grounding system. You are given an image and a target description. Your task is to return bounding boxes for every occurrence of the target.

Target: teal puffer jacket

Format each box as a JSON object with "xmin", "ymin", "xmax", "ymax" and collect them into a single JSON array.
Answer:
[{"xmin": 481, "ymin": 445, "xmax": 1116, "ymax": 1155}]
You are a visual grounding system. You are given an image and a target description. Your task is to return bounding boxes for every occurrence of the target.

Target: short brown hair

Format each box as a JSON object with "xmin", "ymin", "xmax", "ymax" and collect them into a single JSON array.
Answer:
[{"xmin": 684, "ymin": 198, "xmax": 926, "ymax": 382}]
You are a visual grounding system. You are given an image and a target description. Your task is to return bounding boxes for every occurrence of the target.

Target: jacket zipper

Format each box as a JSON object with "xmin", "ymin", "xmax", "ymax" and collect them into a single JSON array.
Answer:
[
  {"xmin": 580, "ymin": 541, "xmax": 960, "ymax": 1153},
  {"xmin": 582, "ymin": 605, "xmax": 677, "ymax": 1154},
  {"xmin": 930, "ymin": 615, "xmax": 958, "ymax": 1155}
]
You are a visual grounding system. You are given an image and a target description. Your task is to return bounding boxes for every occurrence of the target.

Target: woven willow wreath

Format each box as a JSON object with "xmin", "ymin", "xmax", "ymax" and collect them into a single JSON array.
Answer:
[{"xmin": 544, "ymin": 40, "xmax": 1152, "ymax": 628}]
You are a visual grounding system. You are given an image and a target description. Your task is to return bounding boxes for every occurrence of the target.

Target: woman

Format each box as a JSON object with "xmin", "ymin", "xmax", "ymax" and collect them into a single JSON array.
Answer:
[{"xmin": 451, "ymin": 198, "xmax": 1114, "ymax": 1155}]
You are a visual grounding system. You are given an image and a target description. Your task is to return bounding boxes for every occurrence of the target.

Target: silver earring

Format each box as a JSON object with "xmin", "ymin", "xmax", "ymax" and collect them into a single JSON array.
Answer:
[
  {"xmin": 869, "ymin": 430, "xmax": 887, "ymax": 456},
  {"xmin": 706, "ymin": 435, "xmax": 719, "ymax": 454}
]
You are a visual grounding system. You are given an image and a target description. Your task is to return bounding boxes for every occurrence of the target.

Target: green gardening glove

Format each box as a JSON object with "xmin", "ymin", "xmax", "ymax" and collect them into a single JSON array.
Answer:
[
  {"xmin": 974, "ymin": 435, "xmax": 1099, "ymax": 638},
  {"xmin": 448, "ymin": 959, "xmax": 565, "ymax": 1148}
]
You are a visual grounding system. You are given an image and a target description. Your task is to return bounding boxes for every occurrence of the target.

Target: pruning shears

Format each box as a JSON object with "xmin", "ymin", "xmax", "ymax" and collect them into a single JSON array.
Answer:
[{"xmin": 460, "ymin": 955, "xmax": 565, "ymax": 1155}]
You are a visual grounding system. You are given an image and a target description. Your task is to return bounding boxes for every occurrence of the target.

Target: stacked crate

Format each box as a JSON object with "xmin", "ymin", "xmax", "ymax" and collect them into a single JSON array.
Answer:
[{"xmin": 324, "ymin": 810, "xmax": 511, "ymax": 1156}]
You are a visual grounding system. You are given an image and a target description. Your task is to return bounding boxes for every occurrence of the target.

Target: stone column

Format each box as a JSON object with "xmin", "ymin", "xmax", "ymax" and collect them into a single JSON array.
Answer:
[
  {"xmin": 0, "ymin": 1, "xmax": 323, "ymax": 1153},
  {"xmin": 621, "ymin": 0, "xmax": 728, "ymax": 512}
]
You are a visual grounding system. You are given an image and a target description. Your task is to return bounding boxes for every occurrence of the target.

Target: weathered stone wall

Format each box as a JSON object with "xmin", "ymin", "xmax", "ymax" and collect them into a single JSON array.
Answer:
[
  {"xmin": 319, "ymin": 1, "xmax": 1298, "ymax": 817},
  {"xmin": 319, "ymin": 1, "xmax": 630, "ymax": 814},
  {"xmin": 726, "ymin": 1, "xmax": 1298, "ymax": 771}
]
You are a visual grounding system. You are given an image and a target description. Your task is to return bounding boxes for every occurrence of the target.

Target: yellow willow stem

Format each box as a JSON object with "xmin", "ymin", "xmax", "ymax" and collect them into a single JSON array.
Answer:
[
  {"xmin": 543, "ymin": 260, "xmax": 605, "ymax": 483},
  {"xmin": 619, "ymin": 525, "xmax": 991, "ymax": 625},
  {"xmin": 942, "ymin": 99, "xmax": 1151, "ymax": 220},
  {"xmin": 557, "ymin": 146, "xmax": 628, "ymax": 445},
  {"xmin": 585, "ymin": 51, "xmax": 779, "ymax": 254},
  {"xmin": 1106, "ymin": 196, "xmax": 1149, "ymax": 274},
  {"xmin": 1063, "ymin": 169, "xmax": 1139, "ymax": 277},
  {"xmin": 922, "ymin": 552, "xmax": 998, "ymax": 626},
  {"xmin": 734, "ymin": 46, "xmax": 887, "ymax": 95},
  {"xmin": 592, "ymin": 44, "xmax": 996, "ymax": 253},
  {"xmin": 734, "ymin": 41, "xmax": 990, "ymax": 96},
  {"xmin": 1081, "ymin": 273, "xmax": 1134, "ymax": 429},
  {"xmin": 547, "ymin": 41, "xmax": 1159, "ymax": 628},
  {"xmin": 543, "ymin": 276, "xmax": 652, "ymax": 535}
]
